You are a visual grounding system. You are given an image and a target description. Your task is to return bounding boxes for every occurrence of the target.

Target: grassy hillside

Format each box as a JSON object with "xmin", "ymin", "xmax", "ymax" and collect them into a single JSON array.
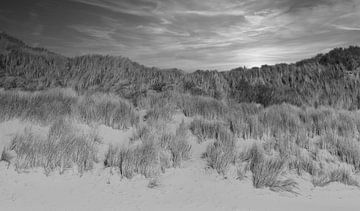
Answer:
[
  {"xmin": 1, "ymin": 32, "xmax": 360, "ymax": 191},
  {"xmin": 1, "ymin": 32, "xmax": 360, "ymax": 109}
]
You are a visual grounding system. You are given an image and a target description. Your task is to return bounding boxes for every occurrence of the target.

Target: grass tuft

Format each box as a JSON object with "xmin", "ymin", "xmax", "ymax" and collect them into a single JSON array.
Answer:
[
  {"xmin": 105, "ymin": 121, "xmax": 191, "ymax": 178},
  {"xmin": 8, "ymin": 121, "xmax": 98, "ymax": 175},
  {"xmin": 241, "ymin": 144, "xmax": 298, "ymax": 192},
  {"xmin": 190, "ymin": 118, "xmax": 228, "ymax": 143},
  {"xmin": 313, "ymin": 167, "xmax": 359, "ymax": 187},
  {"xmin": 205, "ymin": 129, "xmax": 236, "ymax": 175}
]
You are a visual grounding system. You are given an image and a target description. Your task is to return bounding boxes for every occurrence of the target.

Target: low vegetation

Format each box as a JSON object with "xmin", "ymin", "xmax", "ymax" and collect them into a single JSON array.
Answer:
[
  {"xmin": 312, "ymin": 166, "xmax": 359, "ymax": 187},
  {"xmin": 189, "ymin": 118, "xmax": 228, "ymax": 142},
  {"xmin": 6, "ymin": 118, "xmax": 99, "ymax": 174},
  {"xmin": 204, "ymin": 129, "xmax": 236, "ymax": 175},
  {"xmin": 1, "ymin": 88, "xmax": 360, "ymax": 191},
  {"xmin": 202, "ymin": 103, "xmax": 360, "ymax": 191},
  {"xmin": 104, "ymin": 122, "xmax": 191, "ymax": 178},
  {"xmin": 77, "ymin": 92, "xmax": 139, "ymax": 129},
  {"xmin": 2, "ymin": 33, "xmax": 360, "ymax": 192},
  {"xmin": 246, "ymin": 144, "xmax": 297, "ymax": 192},
  {"xmin": 0, "ymin": 88, "xmax": 139, "ymax": 128}
]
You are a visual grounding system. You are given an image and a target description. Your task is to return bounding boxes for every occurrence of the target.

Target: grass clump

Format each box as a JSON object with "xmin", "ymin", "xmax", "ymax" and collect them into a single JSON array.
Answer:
[
  {"xmin": 288, "ymin": 147, "xmax": 318, "ymax": 176},
  {"xmin": 8, "ymin": 119, "xmax": 98, "ymax": 175},
  {"xmin": 189, "ymin": 118, "xmax": 228, "ymax": 143},
  {"xmin": 242, "ymin": 144, "xmax": 298, "ymax": 192},
  {"xmin": 318, "ymin": 134, "xmax": 360, "ymax": 170},
  {"xmin": 1, "ymin": 147, "xmax": 17, "ymax": 166},
  {"xmin": 137, "ymin": 91, "xmax": 178, "ymax": 121},
  {"xmin": 313, "ymin": 167, "xmax": 359, "ymax": 187},
  {"xmin": 77, "ymin": 93, "xmax": 139, "ymax": 129},
  {"xmin": 179, "ymin": 95, "xmax": 228, "ymax": 120},
  {"xmin": 0, "ymin": 89, "xmax": 139, "ymax": 129},
  {"xmin": 303, "ymin": 107, "xmax": 359, "ymax": 138},
  {"xmin": 105, "ymin": 122, "xmax": 191, "ymax": 178},
  {"xmin": 251, "ymin": 156, "xmax": 297, "ymax": 192},
  {"xmin": 0, "ymin": 88, "xmax": 76, "ymax": 123},
  {"xmin": 105, "ymin": 141, "xmax": 160, "ymax": 178},
  {"xmin": 259, "ymin": 104, "xmax": 302, "ymax": 137},
  {"xmin": 204, "ymin": 129, "xmax": 236, "ymax": 175},
  {"xmin": 160, "ymin": 121, "xmax": 191, "ymax": 167},
  {"xmin": 227, "ymin": 103, "xmax": 263, "ymax": 139},
  {"xmin": 148, "ymin": 177, "xmax": 161, "ymax": 188}
]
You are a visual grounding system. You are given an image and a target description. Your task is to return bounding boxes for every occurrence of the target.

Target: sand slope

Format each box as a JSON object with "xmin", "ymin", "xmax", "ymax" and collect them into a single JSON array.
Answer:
[{"xmin": 1, "ymin": 119, "xmax": 360, "ymax": 211}]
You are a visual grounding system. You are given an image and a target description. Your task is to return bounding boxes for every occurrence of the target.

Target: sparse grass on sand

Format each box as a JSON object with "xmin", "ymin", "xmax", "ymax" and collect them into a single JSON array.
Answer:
[
  {"xmin": 5, "ymin": 118, "xmax": 99, "ymax": 175},
  {"xmin": 104, "ymin": 121, "xmax": 191, "ymax": 178},
  {"xmin": 204, "ymin": 128, "xmax": 236, "ymax": 175},
  {"xmin": 2, "ymin": 88, "xmax": 360, "ymax": 191}
]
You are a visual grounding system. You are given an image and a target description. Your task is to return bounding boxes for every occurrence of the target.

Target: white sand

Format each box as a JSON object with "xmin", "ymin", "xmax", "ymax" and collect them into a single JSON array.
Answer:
[{"xmin": 1, "ymin": 118, "xmax": 360, "ymax": 211}]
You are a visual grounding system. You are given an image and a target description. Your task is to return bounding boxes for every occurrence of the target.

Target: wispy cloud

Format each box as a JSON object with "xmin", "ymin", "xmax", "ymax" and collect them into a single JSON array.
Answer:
[{"xmin": 1, "ymin": 0, "xmax": 359, "ymax": 70}]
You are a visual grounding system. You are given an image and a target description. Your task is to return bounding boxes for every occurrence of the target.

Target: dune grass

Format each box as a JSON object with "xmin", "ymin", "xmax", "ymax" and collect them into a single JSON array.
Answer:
[
  {"xmin": 105, "ymin": 141, "xmax": 160, "ymax": 178},
  {"xmin": 204, "ymin": 128, "xmax": 236, "ymax": 175},
  {"xmin": 0, "ymin": 88, "xmax": 139, "ymax": 129},
  {"xmin": 2, "ymin": 87, "xmax": 360, "ymax": 190},
  {"xmin": 136, "ymin": 91, "xmax": 178, "ymax": 121},
  {"xmin": 189, "ymin": 118, "xmax": 229, "ymax": 143},
  {"xmin": 7, "ymin": 118, "xmax": 98, "ymax": 174},
  {"xmin": 0, "ymin": 88, "xmax": 76, "ymax": 123},
  {"xmin": 77, "ymin": 92, "xmax": 139, "ymax": 129},
  {"xmin": 239, "ymin": 144, "xmax": 298, "ymax": 192},
  {"xmin": 318, "ymin": 133, "xmax": 360, "ymax": 170},
  {"xmin": 178, "ymin": 94, "xmax": 228, "ymax": 120},
  {"xmin": 312, "ymin": 166, "xmax": 359, "ymax": 187},
  {"xmin": 104, "ymin": 121, "xmax": 191, "ymax": 178}
]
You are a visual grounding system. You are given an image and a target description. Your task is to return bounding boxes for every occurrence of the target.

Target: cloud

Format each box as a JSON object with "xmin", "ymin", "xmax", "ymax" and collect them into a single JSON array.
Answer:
[
  {"xmin": 69, "ymin": 0, "xmax": 159, "ymax": 16},
  {"xmin": 1, "ymin": 0, "xmax": 359, "ymax": 70}
]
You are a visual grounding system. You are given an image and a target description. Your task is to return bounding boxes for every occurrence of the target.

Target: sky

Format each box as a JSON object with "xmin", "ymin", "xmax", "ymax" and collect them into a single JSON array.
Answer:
[{"xmin": 0, "ymin": 0, "xmax": 360, "ymax": 71}]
